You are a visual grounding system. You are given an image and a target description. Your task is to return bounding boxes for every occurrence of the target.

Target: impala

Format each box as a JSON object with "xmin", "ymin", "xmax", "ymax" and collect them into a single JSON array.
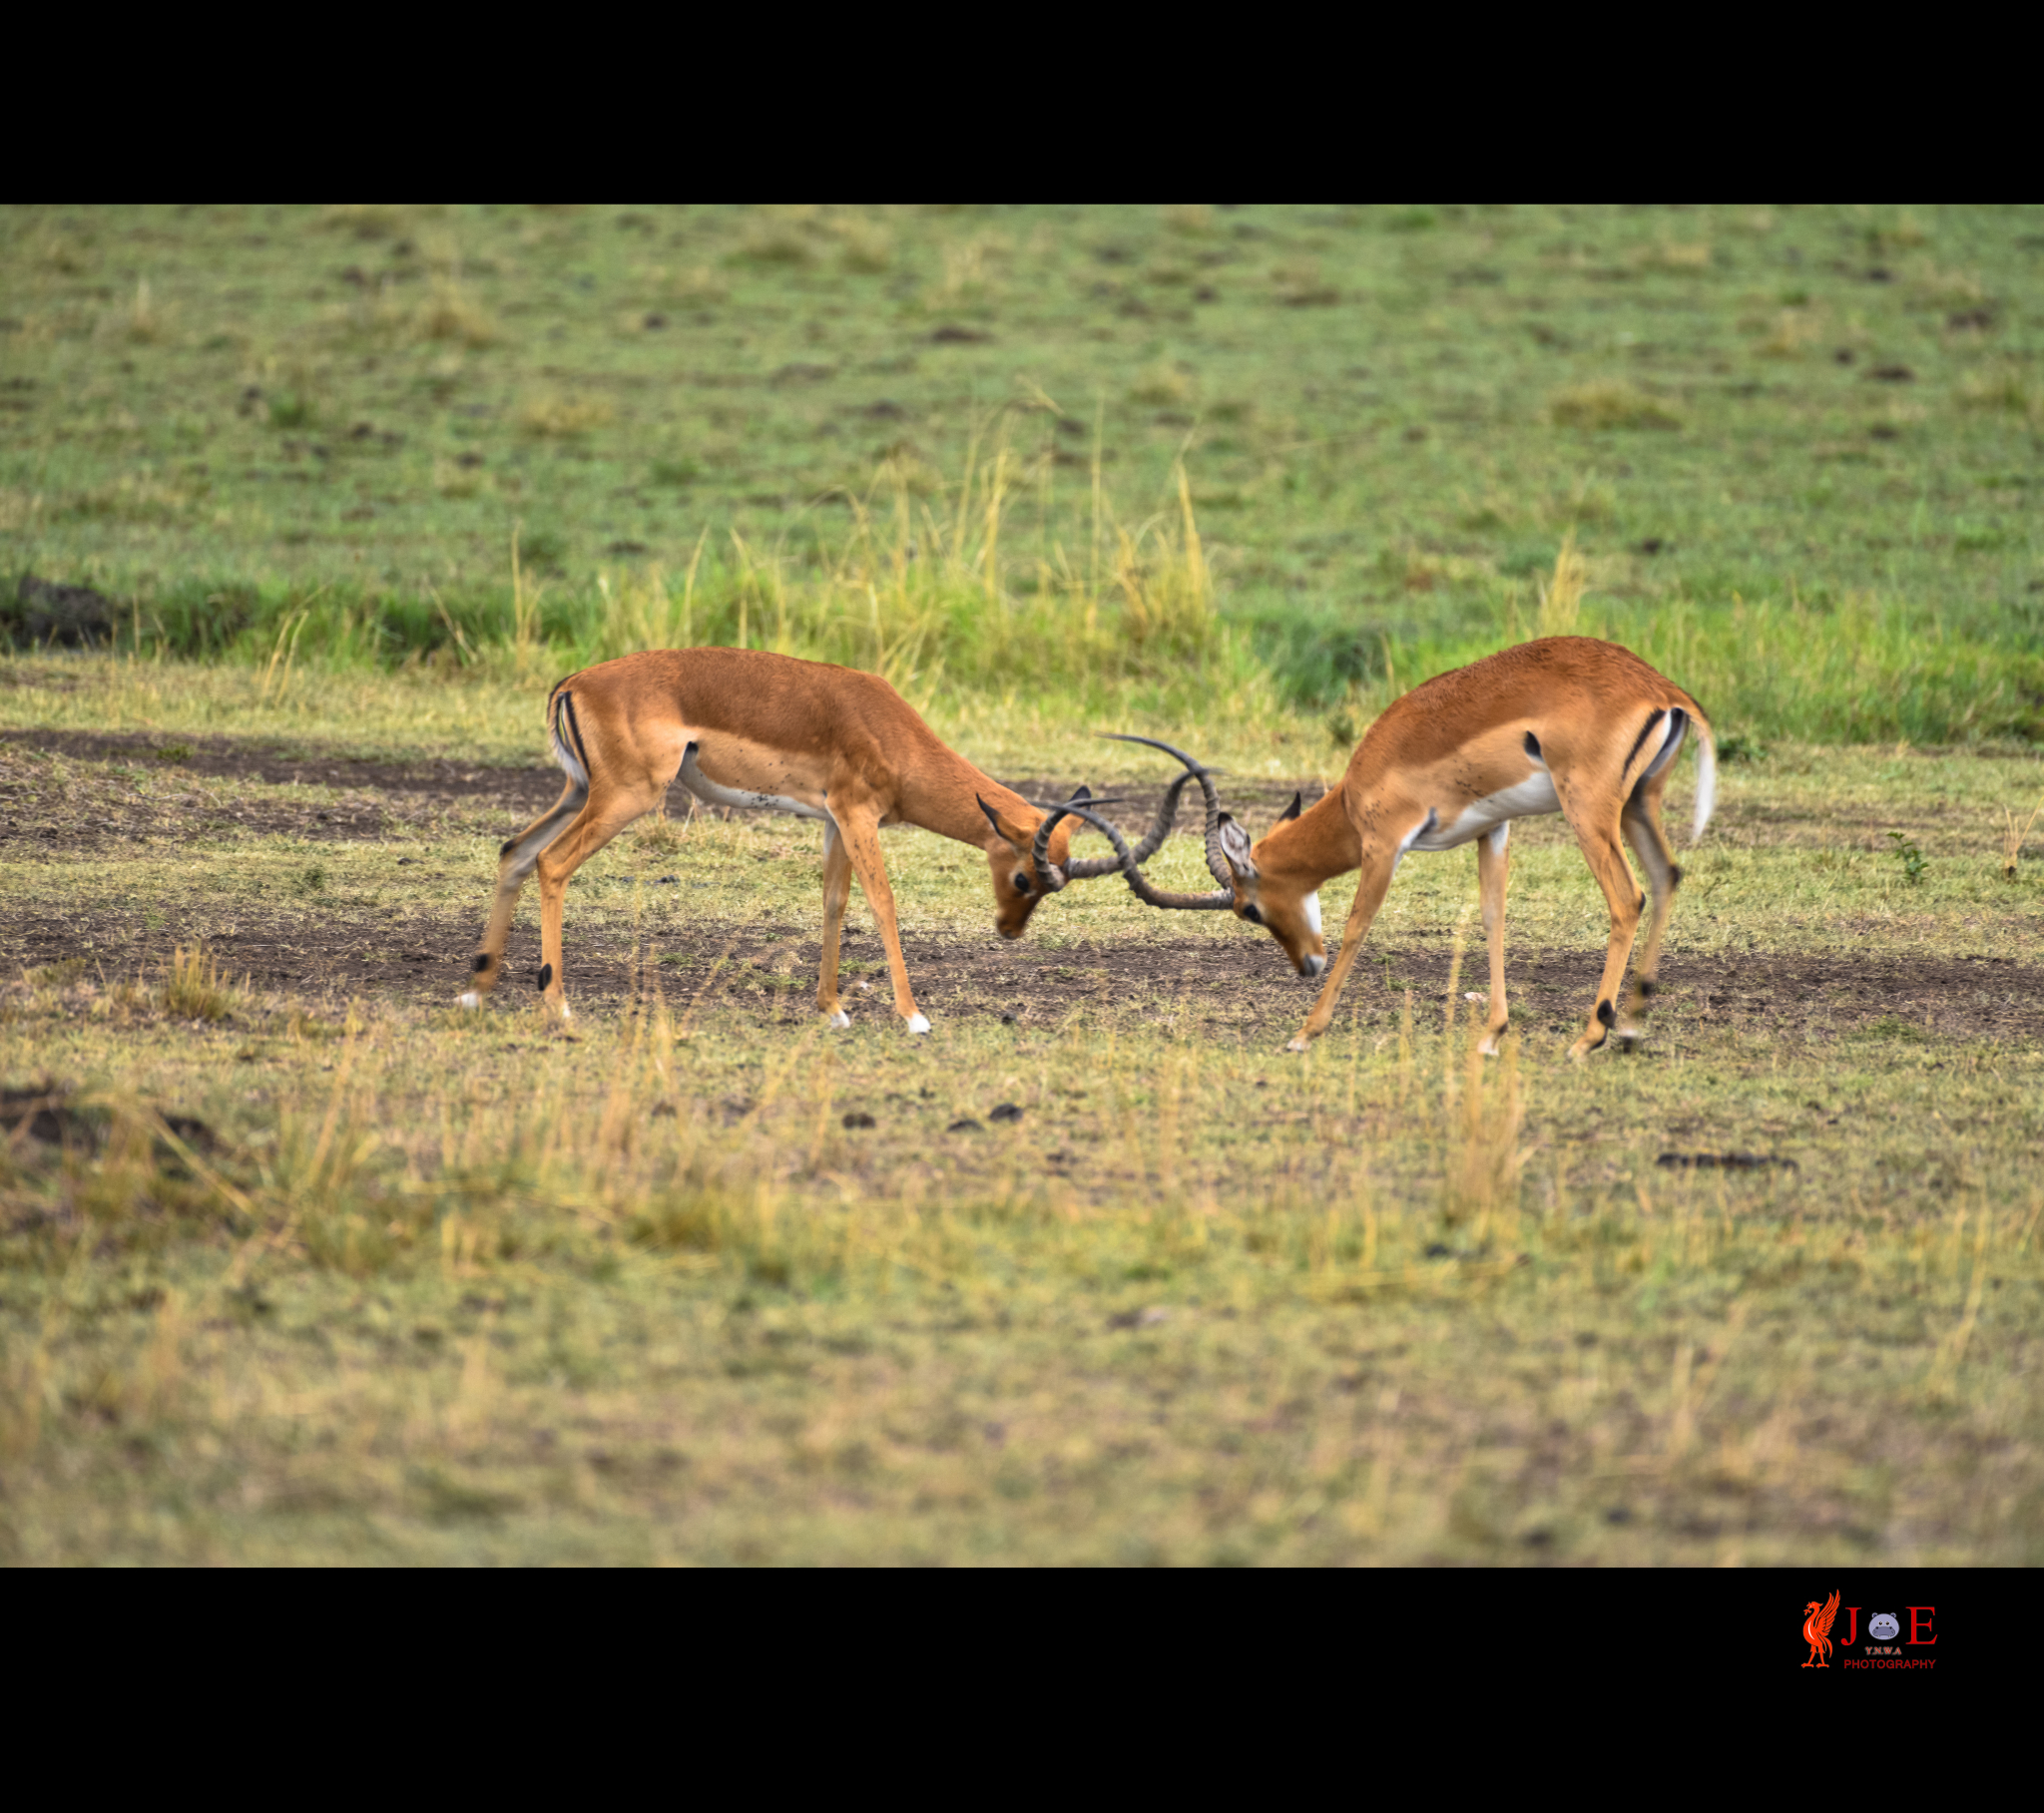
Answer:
[
  {"xmin": 457, "ymin": 648, "xmax": 1196, "ymax": 1030},
  {"xmin": 1052, "ymin": 637, "xmax": 1718, "ymax": 1061}
]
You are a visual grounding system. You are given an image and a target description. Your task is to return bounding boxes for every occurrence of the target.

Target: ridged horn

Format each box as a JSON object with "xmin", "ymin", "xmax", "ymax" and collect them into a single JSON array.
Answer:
[
  {"xmin": 1100, "ymin": 733, "xmax": 1234, "ymax": 890},
  {"xmin": 1061, "ymin": 768, "xmax": 1202, "ymax": 880},
  {"xmin": 1049, "ymin": 799, "xmax": 1235, "ymax": 911},
  {"xmin": 1025, "ymin": 787, "xmax": 1125, "ymax": 893}
]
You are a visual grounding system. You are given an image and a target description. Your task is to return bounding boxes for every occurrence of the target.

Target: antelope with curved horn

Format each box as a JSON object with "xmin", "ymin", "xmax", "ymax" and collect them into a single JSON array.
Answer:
[
  {"xmin": 1078, "ymin": 638, "xmax": 1717, "ymax": 1061},
  {"xmin": 458, "ymin": 649, "xmax": 1142, "ymax": 1032}
]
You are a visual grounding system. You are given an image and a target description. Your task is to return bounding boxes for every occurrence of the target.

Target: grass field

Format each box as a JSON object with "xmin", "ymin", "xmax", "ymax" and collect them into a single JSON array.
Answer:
[
  {"xmin": 5, "ymin": 204, "xmax": 2042, "ymax": 737},
  {"xmin": 3, "ymin": 206, "xmax": 2043, "ymax": 1566}
]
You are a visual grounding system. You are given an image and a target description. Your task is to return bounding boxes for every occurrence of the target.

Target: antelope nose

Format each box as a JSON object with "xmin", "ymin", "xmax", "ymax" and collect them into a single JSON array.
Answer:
[{"xmin": 1302, "ymin": 953, "xmax": 1326, "ymax": 978}]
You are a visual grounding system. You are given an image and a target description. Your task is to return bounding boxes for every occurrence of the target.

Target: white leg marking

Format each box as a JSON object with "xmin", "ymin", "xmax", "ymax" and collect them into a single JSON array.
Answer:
[
  {"xmin": 457, "ymin": 991, "xmax": 481, "ymax": 1010},
  {"xmin": 906, "ymin": 1013, "xmax": 931, "ymax": 1036},
  {"xmin": 828, "ymin": 1009, "xmax": 850, "ymax": 1029}
]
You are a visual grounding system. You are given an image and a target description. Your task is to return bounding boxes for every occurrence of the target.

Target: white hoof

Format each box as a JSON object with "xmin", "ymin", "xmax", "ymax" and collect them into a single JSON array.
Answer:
[
  {"xmin": 457, "ymin": 991, "xmax": 481, "ymax": 1010},
  {"xmin": 1285, "ymin": 1036, "xmax": 1309, "ymax": 1055},
  {"xmin": 906, "ymin": 1014, "xmax": 931, "ymax": 1036},
  {"xmin": 827, "ymin": 1010, "xmax": 850, "ymax": 1029},
  {"xmin": 557, "ymin": 1002, "xmax": 573, "ymax": 1024}
]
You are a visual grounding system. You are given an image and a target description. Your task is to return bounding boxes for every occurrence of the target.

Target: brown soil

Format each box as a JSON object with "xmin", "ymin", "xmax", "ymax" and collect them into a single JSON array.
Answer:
[
  {"xmin": 0, "ymin": 729, "xmax": 1326, "ymax": 852},
  {"xmin": 8, "ymin": 899, "xmax": 2038, "ymax": 1045},
  {"xmin": 0, "ymin": 727, "xmax": 564, "ymax": 807},
  {"xmin": 0, "ymin": 728, "xmax": 1326, "ymax": 821},
  {"xmin": 3, "ymin": 730, "xmax": 2037, "ymax": 1045}
]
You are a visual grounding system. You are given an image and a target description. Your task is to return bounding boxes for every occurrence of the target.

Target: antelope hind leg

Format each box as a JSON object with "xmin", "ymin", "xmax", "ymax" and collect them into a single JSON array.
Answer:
[
  {"xmin": 531, "ymin": 788, "xmax": 664, "ymax": 1020},
  {"xmin": 462, "ymin": 782, "xmax": 586, "ymax": 1007},
  {"xmin": 815, "ymin": 821, "xmax": 853, "ymax": 1029},
  {"xmin": 1566, "ymin": 827, "xmax": 1645, "ymax": 1062},
  {"xmin": 1615, "ymin": 781, "xmax": 1682, "ymax": 1046}
]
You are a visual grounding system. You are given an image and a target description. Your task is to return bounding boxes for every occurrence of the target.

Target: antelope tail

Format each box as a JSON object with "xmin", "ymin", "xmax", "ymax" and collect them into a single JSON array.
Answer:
[{"xmin": 1690, "ymin": 711, "xmax": 1717, "ymax": 845}]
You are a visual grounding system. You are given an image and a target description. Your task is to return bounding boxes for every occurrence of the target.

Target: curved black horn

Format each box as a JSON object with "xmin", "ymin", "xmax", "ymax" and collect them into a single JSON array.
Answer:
[
  {"xmin": 1061, "ymin": 768, "xmax": 1202, "ymax": 880},
  {"xmin": 1026, "ymin": 787, "xmax": 1125, "ymax": 894},
  {"xmin": 1101, "ymin": 733, "xmax": 1234, "ymax": 890},
  {"xmin": 1050, "ymin": 800, "xmax": 1234, "ymax": 911}
]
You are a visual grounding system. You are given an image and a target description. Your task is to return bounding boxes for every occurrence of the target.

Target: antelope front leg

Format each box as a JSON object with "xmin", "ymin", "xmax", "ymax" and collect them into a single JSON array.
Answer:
[
  {"xmin": 1475, "ymin": 823, "xmax": 1512, "ymax": 1056},
  {"xmin": 1285, "ymin": 849, "xmax": 1397, "ymax": 1053},
  {"xmin": 830, "ymin": 803, "xmax": 929, "ymax": 1035},
  {"xmin": 815, "ymin": 821, "xmax": 854, "ymax": 1028}
]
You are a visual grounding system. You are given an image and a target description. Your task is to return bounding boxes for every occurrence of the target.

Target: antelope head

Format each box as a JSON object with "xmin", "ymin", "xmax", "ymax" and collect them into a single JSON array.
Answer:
[
  {"xmin": 1217, "ymin": 795, "xmax": 1325, "ymax": 977},
  {"xmin": 974, "ymin": 786, "xmax": 1130, "ymax": 940}
]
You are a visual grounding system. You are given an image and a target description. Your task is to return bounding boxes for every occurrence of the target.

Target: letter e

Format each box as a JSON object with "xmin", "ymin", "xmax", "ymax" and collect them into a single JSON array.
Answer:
[{"xmin": 1907, "ymin": 1606, "xmax": 1936, "ymax": 1644}]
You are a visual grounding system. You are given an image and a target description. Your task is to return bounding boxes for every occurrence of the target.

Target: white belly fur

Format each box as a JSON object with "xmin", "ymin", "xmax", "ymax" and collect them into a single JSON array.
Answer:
[
  {"xmin": 679, "ymin": 745, "xmax": 828, "ymax": 821},
  {"xmin": 1409, "ymin": 772, "xmax": 1560, "ymax": 851}
]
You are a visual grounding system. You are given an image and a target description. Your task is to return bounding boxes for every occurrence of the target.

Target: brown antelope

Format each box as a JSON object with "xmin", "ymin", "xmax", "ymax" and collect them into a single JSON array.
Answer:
[
  {"xmin": 457, "ymin": 648, "xmax": 1191, "ymax": 1030},
  {"xmin": 1052, "ymin": 638, "xmax": 1718, "ymax": 1061}
]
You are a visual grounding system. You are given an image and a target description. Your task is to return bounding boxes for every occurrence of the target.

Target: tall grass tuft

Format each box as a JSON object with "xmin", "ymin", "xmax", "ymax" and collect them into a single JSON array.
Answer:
[
  {"xmin": 1442, "ymin": 1034, "xmax": 1527, "ymax": 1245},
  {"xmin": 2003, "ymin": 791, "xmax": 2044, "ymax": 880},
  {"xmin": 1535, "ymin": 529, "xmax": 1586, "ymax": 637},
  {"xmin": 161, "ymin": 947, "xmax": 234, "ymax": 1022},
  {"xmin": 568, "ymin": 444, "xmax": 1229, "ymax": 707}
]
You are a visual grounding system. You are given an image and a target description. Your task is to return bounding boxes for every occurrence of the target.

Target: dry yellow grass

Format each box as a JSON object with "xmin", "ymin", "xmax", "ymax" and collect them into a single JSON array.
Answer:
[
  {"xmin": 1548, "ymin": 382, "xmax": 1683, "ymax": 430},
  {"xmin": 160, "ymin": 946, "xmax": 234, "ymax": 1022},
  {"xmin": 518, "ymin": 395, "xmax": 615, "ymax": 438},
  {"xmin": 1536, "ymin": 529, "xmax": 1587, "ymax": 636},
  {"xmin": 414, "ymin": 278, "xmax": 499, "ymax": 348}
]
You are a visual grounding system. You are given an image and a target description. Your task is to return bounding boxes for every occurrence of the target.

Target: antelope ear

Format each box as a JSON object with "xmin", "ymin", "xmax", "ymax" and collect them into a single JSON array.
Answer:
[
  {"xmin": 976, "ymin": 794, "xmax": 1033, "ymax": 852},
  {"xmin": 1278, "ymin": 791, "xmax": 1302, "ymax": 823},
  {"xmin": 976, "ymin": 795, "xmax": 1014, "ymax": 848},
  {"xmin": 1219, "ymin": 815, "xmax": 1258, "ymax": 880}
]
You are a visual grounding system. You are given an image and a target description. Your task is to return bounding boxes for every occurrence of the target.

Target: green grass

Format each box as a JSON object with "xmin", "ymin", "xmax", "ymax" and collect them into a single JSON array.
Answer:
[{"xmin": 4, "ymin": 205, "xmax": 2042, "ymax": 740}]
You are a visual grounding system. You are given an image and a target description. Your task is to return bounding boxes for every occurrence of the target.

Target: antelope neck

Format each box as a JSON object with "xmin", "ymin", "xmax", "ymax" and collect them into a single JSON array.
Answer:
[
  {"xmin": 1255, "ymin": 791, "xmax": 1356, "ymax": 889},
  {"xmin": 907, "ymin": 751, "xmax": 1050, "ymax": 854}
]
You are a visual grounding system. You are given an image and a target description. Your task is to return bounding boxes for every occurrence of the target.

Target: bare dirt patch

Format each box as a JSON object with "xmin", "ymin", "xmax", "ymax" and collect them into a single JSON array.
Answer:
[
  {"xmin": 0, "ymin": 727, "xmax": 562, "ymax": 806},
  {"xmin": 4, "ymin": 732, "xmax": 2036, "ymax": 1046},
  {"xmin": 8, "ymin": 900, "xmax": 2038, "ymax": 1046},
  {"xmin": 0, "ymin": 730, "xmax": 1326, "ymax": 853}
]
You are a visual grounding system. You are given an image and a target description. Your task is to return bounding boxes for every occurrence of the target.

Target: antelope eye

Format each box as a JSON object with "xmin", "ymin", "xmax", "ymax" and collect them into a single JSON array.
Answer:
[
  {"xmin": 1011, "ymin": 871, "xmax": 1033, "ymax": 895},
  {"xmin": 1241, "ymin": 903, "xmax": 1264, "ymax": 926}
]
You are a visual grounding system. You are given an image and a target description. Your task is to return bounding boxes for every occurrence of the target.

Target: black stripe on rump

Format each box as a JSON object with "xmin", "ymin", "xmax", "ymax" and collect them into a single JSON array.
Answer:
[
  {"xmin": 1622, "ymin": 710, "xmax": 1665, "ymax": 779},
  {"xmin": 1645, "ymin": 706, "xmax": 1688, "ymax": 778},
  {"xmin": 560, "ymin": 691, "xmax": 593, "ymax": 778}
]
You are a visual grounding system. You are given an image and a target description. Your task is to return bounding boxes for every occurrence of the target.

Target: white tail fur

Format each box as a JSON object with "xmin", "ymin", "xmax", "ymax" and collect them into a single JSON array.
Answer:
[{"xmin": 1691, "ymin": 718, "xmax": 1718, "ymax": 844}]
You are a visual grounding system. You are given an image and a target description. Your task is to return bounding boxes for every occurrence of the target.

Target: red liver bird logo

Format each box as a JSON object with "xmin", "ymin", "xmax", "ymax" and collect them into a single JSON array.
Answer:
[{"xmin": 1801, "ymin": 1590, "xmax": 1841, "ymax": 1667}]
